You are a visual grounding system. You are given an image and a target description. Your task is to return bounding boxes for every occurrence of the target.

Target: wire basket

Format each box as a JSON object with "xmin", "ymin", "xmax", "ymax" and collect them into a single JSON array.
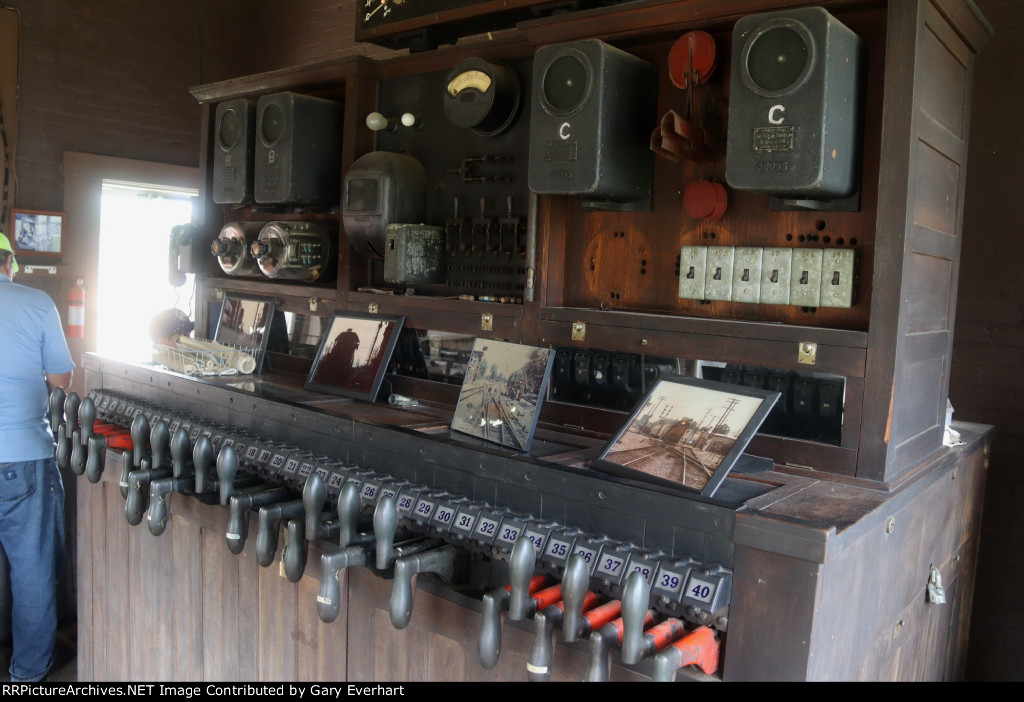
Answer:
[{"xmin": 153, "ymin": 338, "xmax": 260, "ymax": 377}]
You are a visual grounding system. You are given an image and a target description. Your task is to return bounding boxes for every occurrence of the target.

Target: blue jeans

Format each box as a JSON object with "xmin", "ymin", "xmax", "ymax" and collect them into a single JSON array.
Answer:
[{"xmin": 0, "ymin": 458, "xmax": 65, "ymax": 682}]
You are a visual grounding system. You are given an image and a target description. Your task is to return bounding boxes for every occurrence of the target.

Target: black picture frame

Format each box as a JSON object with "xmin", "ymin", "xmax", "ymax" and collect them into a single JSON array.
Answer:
[
  {"xmin": 592, "ymin": 375, "xmax": 779, "ymax": 498},
  {"xmin": 450, "ymin": 339, "xmax": 555, "ymax": 452},
  {"xmin": 213, "ymin": 294, "xmax": 277, "ymax": 374},
  {"xmin": 10, "ymin": 209, "xmax": 65, "ymax": 256},
  {"xmin": 305, "ymin": 311, "xmax": 405, "ymax": 402}
]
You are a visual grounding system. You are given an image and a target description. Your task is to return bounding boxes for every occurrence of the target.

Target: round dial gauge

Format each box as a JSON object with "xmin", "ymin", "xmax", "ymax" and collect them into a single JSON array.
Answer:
[{"xmin": 443, "ymin": 57, "xmax": 521, "ymax": 137}]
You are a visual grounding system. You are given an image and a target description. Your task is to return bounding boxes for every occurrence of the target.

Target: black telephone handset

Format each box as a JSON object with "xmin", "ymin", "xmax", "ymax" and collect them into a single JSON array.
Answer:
[{"xmin": 168, "ymin": 223, "xmax": 198, "ymax": 287}]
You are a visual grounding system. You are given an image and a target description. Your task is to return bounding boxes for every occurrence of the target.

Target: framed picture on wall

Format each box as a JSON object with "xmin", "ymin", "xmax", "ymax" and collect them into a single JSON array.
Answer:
[
  {"xmin": 592, "ymin": 375, "xmax": 779, "ymax": 498},
  {"xmin": 10, "ymin": 209, "xmax": 64, "ymax": 256},
  {"xmin": 305, "ymin": 311, "xmax": 405, "ymax": 401},
  {"xmin": 450, "ymin": 339, "xmax": 555, "ymax": 453},
  {"xmin": 213, "ymin": 294, "xmax": 276, "ymax": 374}
]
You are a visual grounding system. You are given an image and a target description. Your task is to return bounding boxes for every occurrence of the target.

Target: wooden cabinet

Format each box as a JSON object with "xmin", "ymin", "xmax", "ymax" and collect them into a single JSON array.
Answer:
[{"xmin": 74, "ymin": 0, "xmax": 995, "ymax": 684}]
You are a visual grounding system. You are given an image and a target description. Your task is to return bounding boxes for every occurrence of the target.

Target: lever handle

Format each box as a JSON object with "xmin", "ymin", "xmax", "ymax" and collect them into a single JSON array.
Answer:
[
  {"xmin": 193, "ymin": 436, "xmax": 214, "ymax": 493},
  {"xmin": 225, "ymin": 487, "xmax": 291, "ymax": 554},
  {"xmin": 479, "ymin": 588, "xmax": 511, "ymax": 670},
  {"xmin": 146, "ymin": 477, "xmax": 192, "ymax": 536},
  {"xmin": 56, "ymin": 428, "xmax": 72, "ymax": 470},
  {"xmin": 150, "ymin": 421, "xmax": 170, "ymax": 473},
  {"xmin": 527, "ymin": 605, "xmax": 563, "ymax": 683},
  {"xmin": 255, "ymin": 507, "xmax": 282, "ymax": 567},
  {"xmin": 79, "ymin": 396, "xmax": 96, "ymax": 446},
  {"xmin": 86, "ymin": 434, "xmax": 108, "ymax": 483},
  {"xmin": 650, "ymin": 626, "xmax": 720, "ymax": 680},
  {"xmin": 317, "ymin": 543, "xmax": 372, "ymax": 623},
  {"xmin": 255, "ymin": 500, "xmax": 304, "ymax": 567},
  {"xmin": 126, "ymin": 459, "xmax": 168, "ymax": 526},
  {"xmin": 64, "ymin": 392, "xmax": 80, "ymax": 441},
  {"xmin": 389, "ymin": 545, "xmax": 463, "ymax": 630},
  {"xmin": 620, "ymin": 570, "xmax": 651, "ymax": 665},
  {"xmin": 48, "ymin": 386, "xmax": 66, "ymax": 436},
  {"xmin": 560, "ymin": 554, "xmax": 591, "ymax": 642},
  {"xmin": 131, "ymin": 413, "xmax": 151, "ymax": 469},
  {"xmin": 373, "ymin": 496, "xmax": 398, "ymax": 570},
  {"xmin": 283, "ymin": 518, "xmax": 307, "ymax": 582},
  {"xmin": 585, "ymin": 621, "xmax": 621, "ymax": 683},
  {"xmin": 337, "ymin": 482, "xmax": 361, "ymax": 548},
  {"xmin": 303, "ymin": 472, "xmax": 327, "ymax": 540},
  {"xmin": 170, "ymin": 427, "xmax": 193, "ymax": 479},
  {"xmin": 216, "ymin": 445, "xmax": 239, "ymax": 505},
  {"xmin": 508, "ymin": 533, "xmax": 537, "ymax": 621},
  {"xmin": 69, "ymin": 429, "xmax": 87, "ymax": 476}
]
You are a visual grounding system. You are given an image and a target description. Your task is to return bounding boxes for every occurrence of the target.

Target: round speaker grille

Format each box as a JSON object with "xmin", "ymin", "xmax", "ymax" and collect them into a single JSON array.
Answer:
[
  {"xmin": 746, "ymin": 27, "xmax": 809, "ymax": 93},
  {"xmin": 218, "ymin": 108, "xmax": 241, "ymax": 151},
  {"xmin": 261, "ymin": 103, "xmax": 286, "ymax": 145},
  {"xmin": 542, "ymin": 54, "xmax": 589, "ymax": 113}
]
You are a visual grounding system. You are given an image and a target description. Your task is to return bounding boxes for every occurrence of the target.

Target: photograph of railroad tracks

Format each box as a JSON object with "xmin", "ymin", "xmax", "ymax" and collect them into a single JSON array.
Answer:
[
  {"xmin": 598, "ymin": 376, "xmax": 778, "ymax": 496},
  {"xmin": 451, "ymin": 339, "xmax": 555, "ymax": 451}
]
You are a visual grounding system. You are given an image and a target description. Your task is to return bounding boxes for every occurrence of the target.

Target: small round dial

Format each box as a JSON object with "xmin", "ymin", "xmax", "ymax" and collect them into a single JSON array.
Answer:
[{"xmin": 443, "ymin": 58, "xmax": 521, "ymax": 137}]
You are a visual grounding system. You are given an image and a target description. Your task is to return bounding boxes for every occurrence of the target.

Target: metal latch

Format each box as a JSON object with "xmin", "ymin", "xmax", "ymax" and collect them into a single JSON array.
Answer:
[
  {"xmin": 572, "ymin": 322, "xmax": 586, "ymax": 341},
  {"xmin": 368, "ymin": 303, "xmax": 378, "ymax": 314},
  {"xmin": 798, "ymin": 341, "xmax": 817, "ymax": 365},
  {"xmin": 927, "ymin": 565, "xmax": 946, "ymax": 604},
  {"xmin": 480, "ymin": 313, "xmax": 493, "ymax": 331},
  {"xmin": 308, "ymin": 297, "xmax": 318, "ymax": 312}
]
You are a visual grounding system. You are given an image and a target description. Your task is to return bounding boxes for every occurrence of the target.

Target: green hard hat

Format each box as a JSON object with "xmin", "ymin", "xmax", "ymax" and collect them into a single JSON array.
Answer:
[{"xmin": 0, "ymin": 232, "xmax": 17, "ymax": 275}]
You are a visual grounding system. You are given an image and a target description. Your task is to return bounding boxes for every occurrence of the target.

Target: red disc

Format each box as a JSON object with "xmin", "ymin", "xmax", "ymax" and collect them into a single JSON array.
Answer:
[
  {"xmin": 668, "ymin": 31, "xmax": 717, "ymax": 90},
  {"xmin": 683, "ymin": 180, "xmax": 718, "ymax": 219},
  {"xmin": 707, "ymin": 182, "xmax": 728, "ymax": 221}
]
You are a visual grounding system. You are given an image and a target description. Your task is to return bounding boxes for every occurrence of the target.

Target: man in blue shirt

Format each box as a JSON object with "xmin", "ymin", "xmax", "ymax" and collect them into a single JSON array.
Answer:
[{"xmin": 0, "ymin": 232, "xmax": 74, "ymax": 682}]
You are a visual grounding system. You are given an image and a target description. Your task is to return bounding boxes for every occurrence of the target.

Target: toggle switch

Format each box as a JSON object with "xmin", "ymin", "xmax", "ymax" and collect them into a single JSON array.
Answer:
[
  {"xmin": 819, "ymin": 248, "xmax": 855, "ymax": 308},
  {"xmin": 732, "ymin": 247, "xmax": 764, "ymax": 304},
  {"xmin": 678, "ymin": 246, "xmax": 708, "ymax": 300},
  {"xmin": 760, "ymin": 248, "xmax": 793, "ymax": 305},
  {"xmin": 790, "ymin": 248, "xmax": 823, "ymax": 307},
  {"xmin": 704, "ymin": 246, "xmax": 735, "ymax": 302}
]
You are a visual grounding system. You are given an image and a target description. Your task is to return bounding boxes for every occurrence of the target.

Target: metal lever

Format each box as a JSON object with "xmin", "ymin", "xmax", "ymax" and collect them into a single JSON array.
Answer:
[
  {"xmin": 170, "ymin": 427, "xmax": 194, "ymax": 479},
  {"xmin": 146, "ymin": 427, "xmax": 196, "ymax": 536},
  {"xmin": 255, "ymin": 500, "xmax": 304, "ymax": 567},
  {"xmin": 508, "ymin": 534, "xmax": 539, "ymax": 621},
  {"xmin": 560, "ymin": 553, "xmax": 592, "ymax": 643},
  {"xmin": 527, "ymin": 589, "xmax": 600, "ymax": 683},
  {"xmin": 64, "ymin": 392, "xmax": 80, "ymax": 443},
  {"xmin": 85, "ymin": 435, "xmax": 108, "ymax": 483},
  {"xmin": 79, "ymin": 396, "xmax": 97, "ymax": 448},
  {"xmin": 126, "ymin": 413, "xmax": 151, "ymax": 498},
  {"xmin": 282, "ymin": 519, "xmax": 307, "ymax": 582},
  {"xmin": 216, "ymin": 444, "xmax": 240, "ymax": 505},
  {"xmin": 479, "ymin": 574, "xmax": 547, "ymax": 670},
  {"xmin": 70, "ymin": 429, "xmax": 86, "ymax": 476},
  {"xmin": 585, "ymin": 611, "xmax": 655, "ymax": 683},
  {"xmin": 650, "ymin": 626, "xmax": 720, "ymax": 681},
  {"xmin": 389, "ymin": 545, "xmax": 469, "ymax": 630},
  {"xmin": 225, "ymin": 487, "xmax": 292, "ymax": 555},
  {"xmin": 147, "ymin": 474, "xmax": 194, "ymax": 536},
  {"xmin": 317, "ymin": 541, "xmax": 375, "ymax": 624},
  {"xmin": 125, "ymin": 421, "xmax": 172, "ymax": 525},
  {"xmin": 620, "ymin": 570, "xmax": 653, "ymax": 665},
  {"xmin": 48, "ymin": 386, "xmax": 66, "ymax": 437},
  {"xmin": 374, "ymin": 496, "xmax": 400, "ymax": 569},
  {"xmin": 193, "ymin": 436, "xmax": 215, "ymax": 495}
]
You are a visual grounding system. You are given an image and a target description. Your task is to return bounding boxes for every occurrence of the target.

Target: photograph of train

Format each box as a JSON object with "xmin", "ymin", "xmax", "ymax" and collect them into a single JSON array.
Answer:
[
  {"xmin": 601, "ymin": 378, "xmax": 775, "ymax": 493},
  {"xmin": 306, "ymin": 311, "xmax": 404, "ymax": 400},
  {"xmin": 450, "ymin": 339, "xmax": 554, "ymax": 451}
]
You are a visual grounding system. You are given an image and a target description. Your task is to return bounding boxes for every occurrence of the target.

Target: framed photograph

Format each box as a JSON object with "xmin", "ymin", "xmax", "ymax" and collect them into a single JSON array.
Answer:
[
  {"xmin": 592, "ymin": 375, "xmax": 779, "ymax": 498},
  {"xmin": 305, "ymin": 311, "xmax": 405, "ymax": 401},
  {"xmin": 213, "ymin": 295, "xmax": 277, "ymax": 374},
  {"xmin": 450, "ymin": 339, "xmax": 555, "ymax": 452},
  {"xmin": 10, "ymin": 209, "xmax": 64, "ymax": 256}
]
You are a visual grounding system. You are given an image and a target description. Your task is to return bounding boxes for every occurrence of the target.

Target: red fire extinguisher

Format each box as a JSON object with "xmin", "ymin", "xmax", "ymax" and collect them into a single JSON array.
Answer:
[{"xmin": 68, "ymin": 279, "xmax": 85, "ymax": 339}]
